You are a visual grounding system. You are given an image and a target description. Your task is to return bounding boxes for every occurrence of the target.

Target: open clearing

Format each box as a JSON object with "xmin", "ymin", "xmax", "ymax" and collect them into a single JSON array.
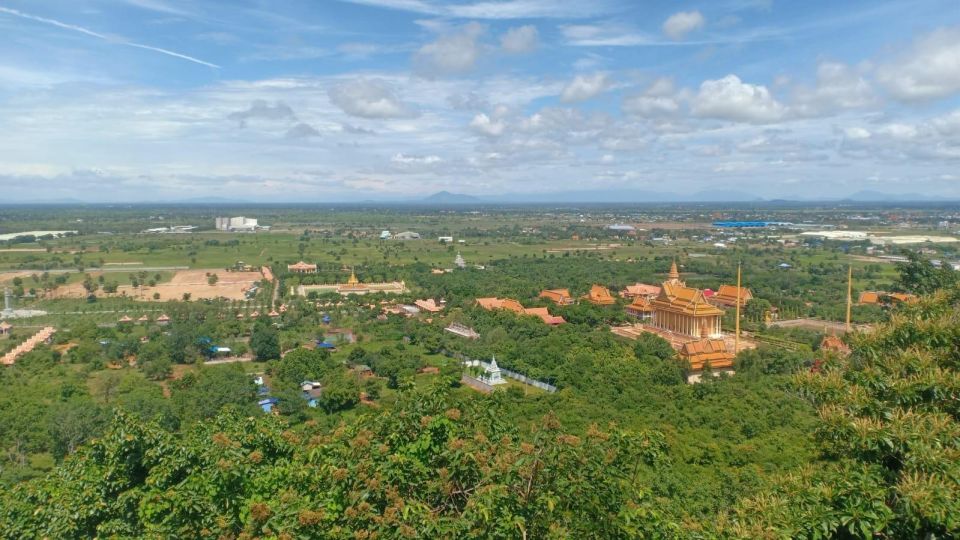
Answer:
[
  {"xmin": 124, "ymin": 269, "xmax": 264, "ymax": 301},
  {"xmin": 51, "ymin": 269, "xmax": 264, "ymax": 301}
]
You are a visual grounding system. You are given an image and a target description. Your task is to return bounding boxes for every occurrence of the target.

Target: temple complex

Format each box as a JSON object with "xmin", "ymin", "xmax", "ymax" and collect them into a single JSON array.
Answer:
[
  {"xmin": 539, "ymin": 288, "xmax": 574, "ymax": 305},
  {"xmin": 710, "ymin": 285, "xmax": 752, "ymax": 307},
  {"xmin": 679, "ymin": 336, "xmax": 735, "ymax": 371},
  {"xmin": 582, "ymin": 284, "xmax": 616, "ymax": 305},
  {"xmin": 296, "ymin": 270, "xmax": 406, "ymax": 296},
  {"xmin": 625, "ymin": 296, "xmax": 653, "ymax": 320},
  {"xmin": 649, "ymin": 261, "xmax": 725, "ymax": 338},
  {"xmin": 621, "ymin": 283, "xmax": 661, "ymax": 299},
  {"xmin": 476, "ymin": 297, "xmax": 565, "ymax": 325},
  {"xmin": 414, "ymin": 299, "xmax": 443, "ymax": 312},
  {"xmin": 287, "ymin": 261, "xmax": 317, "ymax": 273}
]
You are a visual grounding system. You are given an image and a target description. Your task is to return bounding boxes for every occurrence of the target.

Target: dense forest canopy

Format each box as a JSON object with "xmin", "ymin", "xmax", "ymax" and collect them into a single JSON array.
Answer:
[{"xmin": 1, "ymin": 259, "xmax": 958, "ymax": 538}]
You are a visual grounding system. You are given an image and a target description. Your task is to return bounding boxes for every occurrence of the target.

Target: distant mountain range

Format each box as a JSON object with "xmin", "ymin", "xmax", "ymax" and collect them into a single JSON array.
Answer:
[
  {"xmin": 420, "ymin": 191, "xmax": 482, "ymax": 204},
  {"xmin": 414, "ymin": 189, "xmax": 948, "ymax": 204},
  {"xmin": 2, "ymin": 189, "xmax": 953, "ymax": 205}
]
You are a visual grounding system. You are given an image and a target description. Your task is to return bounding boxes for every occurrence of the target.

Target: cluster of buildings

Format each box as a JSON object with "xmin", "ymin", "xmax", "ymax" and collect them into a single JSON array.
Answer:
[
  {"xmin": 117, "ymin": 313, "xmax": 171, "ymax": 325},
  {"xmin": 215, "ymin": 216, "xmax": 267, "ymax": 232},
  {"xmin": 611, "ymin": 261, "xmax": 754, "ymax": 377},
  {"xmin": 294, "ymin": 268, "xmax": 407, "ymax": 297},
  {"xmin": 141, "ymin": 225, "xmax": 197, "ymax": 234},
  {"xmin": 475, "ymin": 297, "xmax": 566, "ymax": 325},
  {"xmin": 378, "ymin": 230, "xmax": 421, "ymax": 240}
]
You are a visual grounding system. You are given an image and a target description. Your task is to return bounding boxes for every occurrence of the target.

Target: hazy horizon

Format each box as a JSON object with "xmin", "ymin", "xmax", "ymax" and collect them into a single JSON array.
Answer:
[{"xmin": 1, "ymin": 0, "xmax": 959, "ymax": 202}]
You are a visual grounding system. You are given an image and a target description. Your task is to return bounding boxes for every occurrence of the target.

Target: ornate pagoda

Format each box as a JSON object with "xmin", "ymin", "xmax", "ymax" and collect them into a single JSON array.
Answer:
[{"xmin": 650, "ymin": 261, "xmax": 724, "ymax": 338}]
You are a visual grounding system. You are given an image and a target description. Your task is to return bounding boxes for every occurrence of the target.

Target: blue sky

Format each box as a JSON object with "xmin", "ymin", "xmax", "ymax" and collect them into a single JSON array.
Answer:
[{"xmin": 0, "ymin": 0, "xmax": 959, "ymax": 201}]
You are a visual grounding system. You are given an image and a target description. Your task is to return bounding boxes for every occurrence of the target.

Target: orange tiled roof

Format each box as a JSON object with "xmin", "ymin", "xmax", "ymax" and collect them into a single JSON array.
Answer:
[
  {"xmin": 523, "ymin": 307, "xmax": 565, "ymax": 325},
  {"xmin": 679, "ymin": 339, "xmax": 734, "ymax": 370},
  {"xmin": 858, "ymin": 291, "xmax": 881, "ymax": 305},
  {"xmin": 476, "ymin": 297, "xmax": 524, "ymax": 313},
  {"xmin": 500, "ymin": 299, "xmax": 525, "ymax": 313},
  {"xmin": 476, "ymin": 297, "xmax": 564, "ymax": 324},
  {"xmin": 651, "ymin": 281, "xmax": 725, "ymax": 317},
  {"xmin": 475, "ymin": 297, "xmax": 503, "ymax": 310},
  {"xmin": 713, "ymin": 285, "xmax": 752, "ymax": 306},
  {"xmin": 287, "ymin": 261, "xmax": 317, "ymax": 272},
  {"xmin": 583, "ymin": 284, "xmax": 616, "ymax": 305},
  {"xmin": 888, "ymin": 292, "xmax": 918, "ymax": 304},
  {"xmin": 625, "ymin": 296, "xmax": 653, "ymax": 313},
  {"xmin": 539, "ymin": 289, "xmax": 574, "ymax": 305},
  {"xmin": 621, "ymin": 283, "xmax": 661, "ymax": 298},
  {"xmin": 820, "ymin": 335, "xmax": 850, "ymax": 355},
  {"xmin": 415, "ymin": 299, "xmax": 443, "ymax": 312}
]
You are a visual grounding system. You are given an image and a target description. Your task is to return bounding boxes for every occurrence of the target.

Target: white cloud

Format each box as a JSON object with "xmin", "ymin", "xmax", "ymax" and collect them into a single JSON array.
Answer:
[
  {"xmin": 470, "ymin": 112, "xmax": 506, "ymax": 137},
  {"xmin": 391, "ymin": 153, "xmax": 442, "ymax": 164},
  {"xmin": 414, "ymin": 22, "xmax": 485, "ymax": 76},
  {"xmin": 876, "ymin": 123, "xmax": 917, "ymax": 140},
  {"xmin": 560, "ymin": 72, "xmax": 609, "ymax": 102},
  {"xmin": 560, "ymin": 23, "xmax": 654, "ymax": 46},
  {"xmin": 843, "ymin": 127, "xmax": 871, "ymax": 140},
  {"xmin": 624, "ymin": 95, "xmax": 680, "ymax": 117},
  {"xmin": 328, "ymin": 78, "xmax": 415, "ymax": 118},
  {"xmin": 933, "ymin": 109, "xmax": 960, "ymax": 136},
  {"xmin": 228, "ymin": 100, "xmax": 296, "ymax": 127},
  {"xmin": 663, "ymin": 10, "xmax": 705, "ymax": 40},
  {"xmin": 793, "ymin": 61, "xmax": 874, "ymax": 115},
  {"xmin": 500, "ymin": 25, "xmax": 538, "ymax": 54},
  {"xmin": 692, "ymin": 75, "xmax": 786, "ymax": 123},
  {"xmin": 623, "ymin": 77, "xmax": 682, "ymax": 118},
  {"xmin": 878, "ymin": 26, "xmax": 960, "ymax": 101}
]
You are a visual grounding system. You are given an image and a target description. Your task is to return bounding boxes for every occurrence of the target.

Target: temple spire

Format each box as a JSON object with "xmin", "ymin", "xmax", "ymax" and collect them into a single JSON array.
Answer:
[{"xmin": 668, "ymin": 259, "xmax": 680, "ymax": 282}]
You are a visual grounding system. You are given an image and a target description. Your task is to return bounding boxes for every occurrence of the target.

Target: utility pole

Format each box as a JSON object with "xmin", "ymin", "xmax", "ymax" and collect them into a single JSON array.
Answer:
[
  {"xmin": 735, "ymin": 262, "xmax": 741, "ymax": 354},
  {"xmin": 846, "ymin": 265, "xmax": 852, "ymax": 332}
]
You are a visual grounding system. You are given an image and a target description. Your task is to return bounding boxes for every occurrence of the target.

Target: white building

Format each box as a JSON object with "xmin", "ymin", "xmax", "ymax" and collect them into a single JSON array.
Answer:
[
  {"xmin": 393, "ymin": 231, "xmax": 421, "ymax": 240},
  {"xmin": 215, "ymin": 216, "xmax": 260, "ymax": 231},
  {"xmin": 438, "ymin": 236, "xmax": 454, "ymax": 243},
  {"xmin": 380, "ymin": 230, "xmax": 392, "ymax": 240}
]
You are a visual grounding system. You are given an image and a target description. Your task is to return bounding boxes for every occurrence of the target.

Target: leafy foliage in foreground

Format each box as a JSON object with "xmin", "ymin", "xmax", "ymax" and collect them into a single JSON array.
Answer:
[
  {"xmin": 0, "ymin": 387, "xmax": 678, "ymax": 539},
  {"xmin": 712, "ymin": 291, "xmax": 960, "ymax": 538}
]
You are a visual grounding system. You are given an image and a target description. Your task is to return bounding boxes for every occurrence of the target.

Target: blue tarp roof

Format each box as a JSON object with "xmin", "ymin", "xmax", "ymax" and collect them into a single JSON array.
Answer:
[
  {"xmin": 712, "ymin": 221, "xmax": 772, "ymax": 228},
  {"xmin": 316, "ymin": 341, "xmax": 336, "ymax": 349}
]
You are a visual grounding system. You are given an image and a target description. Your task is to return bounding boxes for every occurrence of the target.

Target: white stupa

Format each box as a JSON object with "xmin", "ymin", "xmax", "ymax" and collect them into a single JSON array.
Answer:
[
  {"xmin": 454, "ymin": 252, "xmax": 466, "ymax": 269},
  {"xmin": 481, "ymin": 356, "xmax": 506, "ymax": 386}
]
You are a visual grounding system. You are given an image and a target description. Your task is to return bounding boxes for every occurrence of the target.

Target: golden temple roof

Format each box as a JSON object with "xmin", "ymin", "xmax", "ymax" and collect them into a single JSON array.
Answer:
[{"xmin": 651, "ymin": 281, "xmax": 725, "ymax": 317}]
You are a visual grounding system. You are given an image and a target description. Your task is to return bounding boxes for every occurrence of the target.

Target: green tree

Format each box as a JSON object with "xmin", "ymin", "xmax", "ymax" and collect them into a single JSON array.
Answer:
[
  {"xmin": 895, "ymin": 251, "xmax": 957, "ymax": 294},
  {"xmin": 633, "ymin": 332, "xmax": 676, "ymax": 361},
  {"xmin": 270, "ymin": 347, "xmax": 332, "ymax": 386},
  {"xmin": 249, "ymin": 321, "xmax": 280, "ymax": 361},
  {"xmin": 169, "ymin": 365, "xmax": 256, "ymax": 424},
  {"xmin": 715, "ymin": 290, "xmax": 960, "ymax": 538}
]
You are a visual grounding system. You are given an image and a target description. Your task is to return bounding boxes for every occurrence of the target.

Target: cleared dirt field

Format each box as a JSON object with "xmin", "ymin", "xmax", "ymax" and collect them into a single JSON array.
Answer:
[
  {"xmin": 53, "ymin": 269, "xmax": 263, "ymax": 301},
  {"xmin": 127, "ymin": 270, "xmax": 263, "ymax": 301}
]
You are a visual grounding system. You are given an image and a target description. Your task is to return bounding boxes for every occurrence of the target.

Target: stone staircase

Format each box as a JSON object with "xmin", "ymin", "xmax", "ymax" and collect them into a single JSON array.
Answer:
[{"xmin": 1, "ymin": 326, "xmax": 56, "ymax": 365}]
